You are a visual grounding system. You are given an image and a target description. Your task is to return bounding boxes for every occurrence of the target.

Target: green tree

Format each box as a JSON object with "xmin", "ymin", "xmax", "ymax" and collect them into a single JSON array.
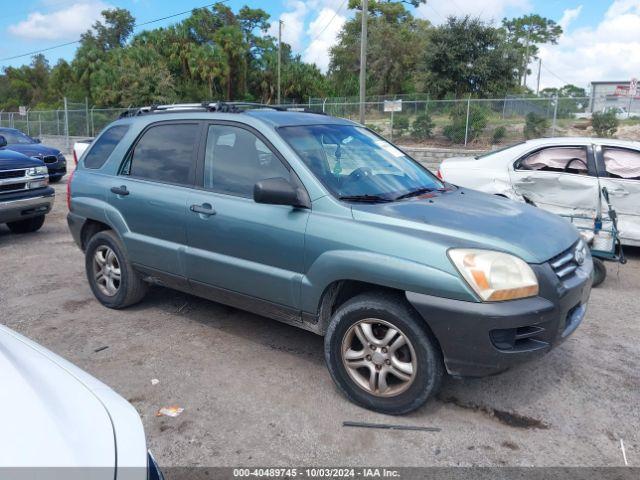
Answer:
[
  {"xmin": 329, "ymin": 1, "xmax": 429, "ymax": 96},
  {"xmin": 592, "ymin": 111, "xmax": 619, "ymax": 138},
  {"xmin": 523, "ymin": 112, "xmax": 549, "ymax": 139},
  {"xmin": 502, "ymin": 14, "xmax": 562, "ymax": 85},
  {"xmin": 421, "ymin": 17, "xmax": 521, "ymax": 98}
]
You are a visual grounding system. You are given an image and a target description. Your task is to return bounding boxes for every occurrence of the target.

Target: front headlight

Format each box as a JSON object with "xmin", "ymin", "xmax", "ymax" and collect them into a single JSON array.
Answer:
[
  {"xmin": 448, "ymin": 249, "xmax": 539, "ymax": 301},
  {"xmin": 27, "ymin": 166, "xmax": 48, "ymax": 176}
]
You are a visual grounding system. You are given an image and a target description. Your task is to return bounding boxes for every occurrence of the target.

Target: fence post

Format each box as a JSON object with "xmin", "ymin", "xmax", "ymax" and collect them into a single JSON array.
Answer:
[
  {"xmin": 551, "ymin": 94, "xmax": 558, "ymax": 136},
  {"xmin": 56, "ymin": 110, "xmax": 60, "ymax": 136},
  {"xmin": 38, "ymin": 114, "xmax": 42, "ymax": 137},
  {"xmin": 26, "ymin": 109, "xmax": 30, "ymax": 136},
  {"xmin": 322, "ymin": 98, "xmax": 327, "ymax": 113},
  {"xmin": 90, "ymin": 107, "xmax": 95, "ymax": 136},
  {"xmin": 85, "ymin": 97, "xmax": 90, "ymax": 136},
  {"xmin": 0, "ymin": 110, "xmax": 3, "ymax": 127},
  {"xmin": 63, "ymin": 97, "xmax": 70, "ymax": 152},
  {"xmin": 502, "ymin": 95, "xmax": 508, "ymax": 119},
  {"xmin": 464, "ymin": 94, "xmax": 471, "ymax": 146}
]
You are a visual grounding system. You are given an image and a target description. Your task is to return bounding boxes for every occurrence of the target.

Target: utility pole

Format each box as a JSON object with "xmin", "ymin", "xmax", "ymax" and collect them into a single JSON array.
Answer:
[
  {"xmin": 359, "ymin": 0, "xmax": 368, "ymax": 124},
  {"xmin": 277, "ymin": 19, "xmax": 283, "ymax": 106},
  {"xmin": 536, "ymin": 58, "xmax": 542, "ymax": 95},
  {"xmin": 522, "ymin": 28, "xmax": 531, "ymax": 88}
]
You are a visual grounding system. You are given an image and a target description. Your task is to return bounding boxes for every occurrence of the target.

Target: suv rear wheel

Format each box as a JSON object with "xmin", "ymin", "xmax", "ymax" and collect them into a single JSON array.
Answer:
[
  {"xmin": 7, "ymin": 214, "xmax": 45, "ymax": 233},
  {"xmin": 324, "ymin": 292, "xmax": 443, "ymax": 414},
  {"xmin": 85, "ymin": 230, "xmax": 147, "ymax": 308}
]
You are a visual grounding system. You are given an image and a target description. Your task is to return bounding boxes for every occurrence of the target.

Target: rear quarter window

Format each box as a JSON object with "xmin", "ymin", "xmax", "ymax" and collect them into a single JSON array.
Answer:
[{"xmin": 83, "ymin": 125, "xmax": 130, "ymax": 169}]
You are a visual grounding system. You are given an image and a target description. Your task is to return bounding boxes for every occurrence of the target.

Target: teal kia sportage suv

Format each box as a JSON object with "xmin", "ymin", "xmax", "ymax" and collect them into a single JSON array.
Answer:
[{"xmin": 67, "ymin": 103, "xmax": 593, "ymax": 414}]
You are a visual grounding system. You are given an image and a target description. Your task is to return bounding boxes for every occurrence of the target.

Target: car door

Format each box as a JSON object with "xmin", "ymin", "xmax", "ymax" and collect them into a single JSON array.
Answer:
[
  {"xmin": 508, "ymin": 144, "xmax": 600, "ymax": 219},
  {"xmin": 107, "ymin": 121, "xmax": 201, "ymax": 283},
  {"xmin": 184, "ymin": 122, "xmax": 310, "ymax": 310},
  {"xmin": 595, "ymin": 144, "xmax": 640, "ymax": 245}
]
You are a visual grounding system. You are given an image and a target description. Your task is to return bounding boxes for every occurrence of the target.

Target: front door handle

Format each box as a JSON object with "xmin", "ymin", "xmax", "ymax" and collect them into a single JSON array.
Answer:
[
  {"xmin": 111, "ymin": 185, "xmax": 129, "ymax": 196},
  {"xmin": 190, "ymin": 203, "xmax": 216, "ymax": 216}
]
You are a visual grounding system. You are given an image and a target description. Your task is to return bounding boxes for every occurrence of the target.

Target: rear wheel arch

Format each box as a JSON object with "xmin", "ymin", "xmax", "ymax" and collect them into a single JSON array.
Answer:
[{"xmin": 80, "ymin": 219, "xmax": 113, "ymax": 251}]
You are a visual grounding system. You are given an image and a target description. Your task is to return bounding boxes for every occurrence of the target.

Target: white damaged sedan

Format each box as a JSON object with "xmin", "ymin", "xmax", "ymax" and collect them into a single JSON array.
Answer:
[
  {"xmin": 0, "ymin": 324, "xmax": 162, "ymax": 480},
  {"xmin": 438, "ymin": 137, "xmax": 640, "ymax": 246}
]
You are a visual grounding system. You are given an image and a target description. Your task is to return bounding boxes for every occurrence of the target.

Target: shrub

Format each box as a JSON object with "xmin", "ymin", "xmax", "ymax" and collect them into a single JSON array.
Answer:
[
  {"xmin": 392, "ymin": 115, "xmax": 410, "ymax": 137},
  {"xmin": 592, "ymin": 111, "xmax": 619, "ymax": 138},
  {"xmin": 492, "ymin": 126, "xmax": 507, "ymax": 144},
  {"xmin": 523, "ymin": 112, "xmax": 549, "ymax": 139},
  {"xmin": 443, "ymin": 104, "xmax": 488, "ymax": 143},
  {"xmin": 411, "ymin": 112, "xmax": 435, "ymax": 139}
]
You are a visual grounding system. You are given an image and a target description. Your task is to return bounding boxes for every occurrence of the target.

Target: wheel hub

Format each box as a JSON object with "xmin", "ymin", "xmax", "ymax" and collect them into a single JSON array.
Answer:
[{"xmin": 341, "ymin": 319, "xmax": 417, "ymax": 397}]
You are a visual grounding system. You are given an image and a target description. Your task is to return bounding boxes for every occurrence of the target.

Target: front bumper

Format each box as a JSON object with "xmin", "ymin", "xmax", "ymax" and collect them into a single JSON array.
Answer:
[
  {"xmin": 0, "ymin": 187, "xmax": 55, "ymax": 224},
  {"xmin": 406, "ymin": 257, "xmax": 593, "ymax": 377},
  {"xmin": 46, "ymin": 159, "xmax": 67, "ymax": 178}
]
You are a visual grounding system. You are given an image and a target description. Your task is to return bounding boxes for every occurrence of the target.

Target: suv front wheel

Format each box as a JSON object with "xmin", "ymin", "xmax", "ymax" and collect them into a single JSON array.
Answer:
[
  {"xmin": 324, "ymin": 292, "xmax": 443, "ymax": 414},
  {"xmin": 85, "ymin": 230, "xmax": 148, "ymax": 309}
]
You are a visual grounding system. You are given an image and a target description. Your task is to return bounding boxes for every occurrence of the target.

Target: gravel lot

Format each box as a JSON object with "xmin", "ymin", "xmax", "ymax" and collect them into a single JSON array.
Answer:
[{"xmin": 1, "ymin": 176, "xmax": 638, "ymax": 468}]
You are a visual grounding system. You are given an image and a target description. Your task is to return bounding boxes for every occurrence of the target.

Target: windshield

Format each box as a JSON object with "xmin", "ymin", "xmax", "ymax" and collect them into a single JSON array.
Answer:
[
  {"xmin": 1, "ymin": 130, "xmax": 36, "ymax": 145},
  {"xmin": 278, "ymin": 124, "xmax": 443, "ymax": 201}
]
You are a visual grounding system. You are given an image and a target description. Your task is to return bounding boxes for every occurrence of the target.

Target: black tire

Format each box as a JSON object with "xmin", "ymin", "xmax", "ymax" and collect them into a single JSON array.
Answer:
[
  {"xmin": 324, "ymin": 291, "xmax": 444, "ymax": 415},
  {"xmin": 592, "ymin": 258, "xmax": 607, "ymax": 288},
  {"xmin": 85, "ymin": 230, "xmax": 148, "ymax": 308},
  {"xmin": 7, "ymin": 214, "xmax": 45, "ymax": 233}
]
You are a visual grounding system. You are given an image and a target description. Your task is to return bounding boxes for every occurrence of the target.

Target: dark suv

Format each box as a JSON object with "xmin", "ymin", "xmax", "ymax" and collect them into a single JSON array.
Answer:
[
  {"xmin": 0, "ymin": 128, "xmax": 67, "ymax": 182},
  {"xmin": 67, "ymin": 103, "xmax": 593, "ymax": 414}
]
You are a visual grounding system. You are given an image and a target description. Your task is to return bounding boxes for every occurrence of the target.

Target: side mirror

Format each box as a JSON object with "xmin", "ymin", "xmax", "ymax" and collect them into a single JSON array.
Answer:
[
  {"xmin": 0, "ymin": 136, "xmax": 6, "ymax": 148},
  {"xmin": 33, "ymin": 138, "xmax": 41, "ymax": 144},
  {"xmin": 254, "ymin": 177, "xmax": 309, "ymax": 208}
]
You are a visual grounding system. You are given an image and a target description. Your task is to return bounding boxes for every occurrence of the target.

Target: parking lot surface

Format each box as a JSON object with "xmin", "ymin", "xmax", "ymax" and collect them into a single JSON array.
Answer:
[{"xmin": 1, "ymin": 177, "xmax": 638, "ymax": 468}]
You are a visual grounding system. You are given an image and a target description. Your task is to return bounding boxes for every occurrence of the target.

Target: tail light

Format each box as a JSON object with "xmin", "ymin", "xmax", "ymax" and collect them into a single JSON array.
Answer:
[
  {"xmin": 436, "ymin": 168, "xmax": 443, "ymax": 180},
  {"xmin": 66, "ymin": 169, "xmax": 75, "ymax": 210}
]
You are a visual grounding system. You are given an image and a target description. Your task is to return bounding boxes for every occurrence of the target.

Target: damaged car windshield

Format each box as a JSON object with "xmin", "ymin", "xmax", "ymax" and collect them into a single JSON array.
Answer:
[{"xmin": 278, "ymin": 124, "xmax": 443, "ymax": 201}]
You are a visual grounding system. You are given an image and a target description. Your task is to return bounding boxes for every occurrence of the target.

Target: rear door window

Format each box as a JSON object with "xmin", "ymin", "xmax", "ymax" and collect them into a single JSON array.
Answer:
[
  {"xmin": 602, "ymin": 147, "xmax": 640, "ymax": 180},
  {"xmin": 123, "ymin": 123, "xmax": 199, "ymax": 186},
  {"xmin": 84, "ymin": 125, "xmax": 129, "ymax": 169},
  {"xmin": 517, "ymin": 147, "xmax": 589, "ymax": 175}
]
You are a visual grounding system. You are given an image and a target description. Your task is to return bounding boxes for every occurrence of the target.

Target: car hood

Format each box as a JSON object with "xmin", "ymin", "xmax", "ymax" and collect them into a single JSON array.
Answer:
[
  {"xmin": 5, "ymin": 143, "xmax": 61, "ymax": 157},
  {"xmin": 0, "ymin": 325, "xmax": 116, "ymax": 471},
  {"xmin": 0, "ymin": 149, "xmax": 44, "ymax": 169},
  {"xmin": 350, "ymin": 187, "xmax": 578, "ymax": 264}
]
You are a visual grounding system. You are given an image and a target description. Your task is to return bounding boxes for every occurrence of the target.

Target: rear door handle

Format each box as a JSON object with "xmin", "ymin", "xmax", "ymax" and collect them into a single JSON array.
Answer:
[
  {"xmin": 516, "ymin": 177, "xmax": 535, "ymax": 185},
  {"xmin": 611, "ymin": 188, "xmax": 629, "ymax": 196},
  {"xmin": 111, "ymin": 185, "xmax": 129, "ymax": 196},
  {"xmin": 190, "ymin": 203, "xmax": 216, "ymax": 216}
]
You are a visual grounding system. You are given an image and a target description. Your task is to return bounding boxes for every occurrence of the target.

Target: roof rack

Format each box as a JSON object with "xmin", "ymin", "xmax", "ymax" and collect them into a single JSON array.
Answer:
[{"xmin": 119, "ymin": 101, "xmax": 324, "ymax": 118}]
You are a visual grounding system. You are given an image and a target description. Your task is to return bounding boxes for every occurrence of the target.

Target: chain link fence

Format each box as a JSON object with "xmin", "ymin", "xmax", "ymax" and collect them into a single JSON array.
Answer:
[{"xmin": 1, "ymin": 95, "xmax": 639, "ymax": 153}]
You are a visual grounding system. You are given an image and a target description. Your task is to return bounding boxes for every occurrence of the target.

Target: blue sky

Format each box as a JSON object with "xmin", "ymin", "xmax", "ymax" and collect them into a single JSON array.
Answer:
[{"xmin": 2, "ymin": 0, "xmax": 639, "ymax": 90}]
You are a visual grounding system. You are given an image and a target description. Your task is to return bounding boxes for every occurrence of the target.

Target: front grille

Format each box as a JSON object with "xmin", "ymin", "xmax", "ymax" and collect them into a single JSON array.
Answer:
[
  {"xmin": 0, "ymin": 183, "xmax": 26, "ymax": 192},
  {"xmin": 550, "ymin": 243, "xmax": 579, "ymax": 281},
  {"xmin": 43, "ymin": 155, "xmax": 58, "ymax": 164},
  {"xmin": 0, "ymin": 169, "xmax": 26, "ymax": 179},
  {"xmin": 490, "ymin": 324, "xmax": 548, "ymax": 351}
]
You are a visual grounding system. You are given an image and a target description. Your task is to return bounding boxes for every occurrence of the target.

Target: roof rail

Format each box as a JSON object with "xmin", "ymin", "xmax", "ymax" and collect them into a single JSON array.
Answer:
[{"xmin": 118, "ymin": 101, "xmax": 325, "ymax": 118}]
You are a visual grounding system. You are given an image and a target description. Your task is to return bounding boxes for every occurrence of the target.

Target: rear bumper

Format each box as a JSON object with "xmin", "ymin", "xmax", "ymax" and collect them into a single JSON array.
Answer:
[
  {"xmin": 67, "ymin": 211, "xmax": 85, "ymax": 249},
  {"xmin": 0, "ymin": 188, "xmax": 55, "ymax": 224},
  {"xmin": 406, "ymin": 258, "xmax": 593, "ymax": 377}
]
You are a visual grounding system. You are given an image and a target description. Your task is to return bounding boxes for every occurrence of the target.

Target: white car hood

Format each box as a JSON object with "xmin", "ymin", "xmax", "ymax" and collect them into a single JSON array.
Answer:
[{"xmin": 0, "ymin": 326, "xmax": 115, "ymax": 471}]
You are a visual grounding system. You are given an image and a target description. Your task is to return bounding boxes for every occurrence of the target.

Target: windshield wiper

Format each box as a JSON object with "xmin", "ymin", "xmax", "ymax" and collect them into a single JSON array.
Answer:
[
  {"xmin": 394, "ymin": 187, "xmax": 438, "ymax": 201},
  {"xmin": 338, "ymin": 194, "xmax": 393, "ymax": 203}
]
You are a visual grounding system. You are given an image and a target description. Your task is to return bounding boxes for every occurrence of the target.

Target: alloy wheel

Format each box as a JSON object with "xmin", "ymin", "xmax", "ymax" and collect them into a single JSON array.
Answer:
[
  {"xmin": 93, "ymin": 245, "xmax": 121, "ymax": 296},
  {"xmin": 341, "ymin": 318, "xmax": 417, "ymax": 397}
]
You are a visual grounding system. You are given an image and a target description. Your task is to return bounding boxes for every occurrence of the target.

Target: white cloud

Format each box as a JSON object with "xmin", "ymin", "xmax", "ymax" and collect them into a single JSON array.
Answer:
[
  {"xmin": 8, "ymin": 1, "xmax": 110, "ymax": 41},
  {"xmin": 558, "ymin": 5, "xmax": 582, "ymax": 31},
  {"xmin": 415, "ymin": 0, "xmax": 531, "ymax": 25},
  {"xmin": 533, "ymin": 1, "xmax": 640, "ymax": 90},
  {"xmin": 268, "ymin": 0, "xmax": 308, "ymax": 51},
  {"xmin": 302, "ymin": 6, "xmax": 346, "ymax": 72}
]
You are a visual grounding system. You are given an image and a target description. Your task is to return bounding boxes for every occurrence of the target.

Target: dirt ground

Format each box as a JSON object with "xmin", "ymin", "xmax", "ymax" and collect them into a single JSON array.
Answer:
[{"xmin": 1, "ymin": 177, "xmax": 638, "ymax": 468}]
